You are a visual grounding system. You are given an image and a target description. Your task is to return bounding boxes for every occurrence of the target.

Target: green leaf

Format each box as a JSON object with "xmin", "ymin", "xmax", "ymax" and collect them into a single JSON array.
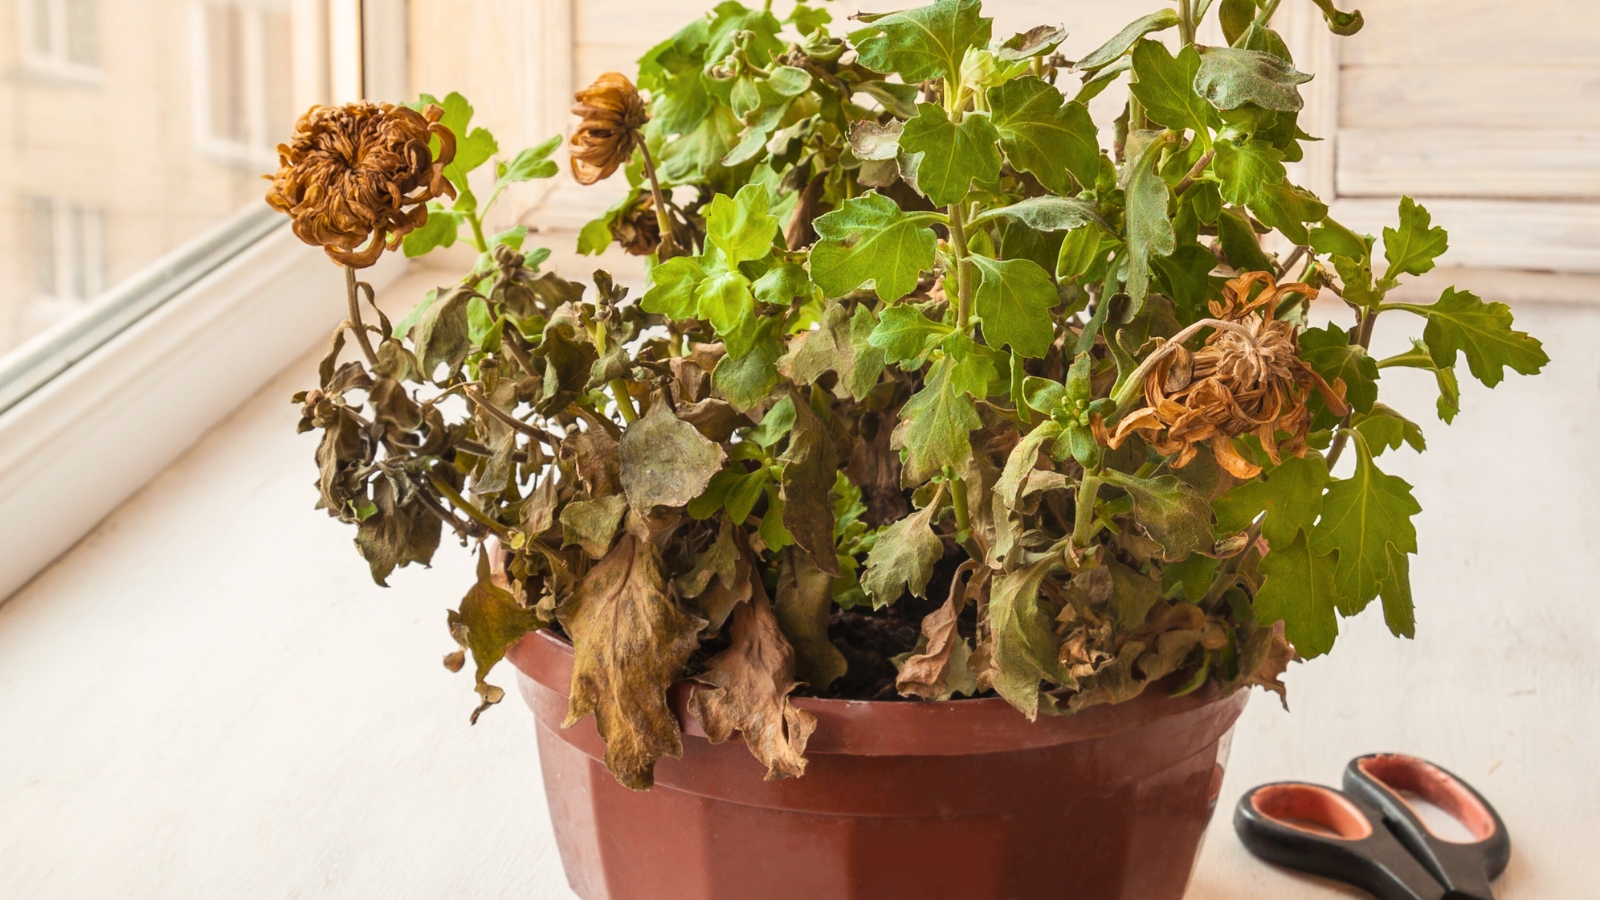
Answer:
[
  {"xmin": 706, "ymin": 184, "xmax": 780, "ymax": 268},
  {"xmin": 496, "ymin": 135, "xmax": 562, "ymax": 185},
  {"xmin": 1255, "ymin": 530, "xmax": 1339, "ymax": 658},
  {"xmin": 1217, "ymin": 206, "xmax": 1274, "ymax": 274},
  {"xmin": 713, "ymin": 319, "xmax": 784, "ymax": 411},
  {"xmin": 424, "ymin": 92, "xmax": 499, "ymax": 192},
  {"xmin": 970, "ymin": 255, "xmax": 1057, "ymax": 358},
  {"xmin": 1408, "ymin": 287, "xmax": 1548, "ymax": 388},
  {"xmin": 1213, "ymin": 453, "xmax": 1329, "ymax": 549},
  {"xmin": 767, "ymin": 65, "xmax": 812, "ymax": 96},
  {"xmin": 1129, "ymin": 41, "xmax": 1215, "ymax": 136},
  {"xmin": 986, "ymin": 557, "xmax": 1072, "ymax": 719},
  {"xmin": 658, "ymin": 105, "xmax": 742, "ymax": 183},
  {"xmin": 987, "ymin": 76, "xmax": 1100, "ymax": 194},
  {"xmin": 1380, "ymin": 543, "xmax": 1414, "ymax": 639},
  {"xmin": 1123, "ymin": 132, "xmax": 1177, "ymax": 314},
  {"xmin": 1309, "ymin": 217, "xmax": 1371, "ymax": 262},
  {"xmin": 972, "ymin": 196, "xmax": 1104, "ymax": 233},
  {"xmin": 1249, "ymin": 181, "xmax": 1327, "ymax": 245},
  {"xmin": 809, "ymin": 193, "xmax": 939, "ymax": 302},
  {"xmin": 861, "ymin": 502, "xmax": 943, "ymax": 606},
  {"xmin": 1213, "ymin": 139, "xmax": 1285, "ymax": 206},
  {"xmin": 869, "ymin": 304, "xmax": 954, "ymax": 365},
  {"xmin": 1379, "ymin": 339, "xmax": 1460, "ymax": 423},
  {"xmin": 1299, "ymin": 323, "xmax": 1379, "ymax": 414},
  {"xmin": 695, "ymin": 272, "xmax": 758, "ymax": 357},
  {"xmin": 996, "ymin": 24, "xmax": 1068, "ymax": 61},
  {"xmin": 852, "ymin": 0, "xmax": 993, "ymax": 83},
  {"xmin": 1381, "ymin": 196, "xmax": 1449, "ymax": 284},
  {"xmin": 1100, "ymin": 470, "xmax": 1214, "ymax": 562},
  {"xmin": 639, "ymin": 256, "xmax": 708, "ymax": 320},
  {"xmin": 401, "ymin": 203, "xmax": 460, "ymax": 258},
  {"xmin": 1310, "ymin": 433, "xmax": 1421, "ymax": 615},
  {"xmin": 1194, "ymin": 46, "xmax": 1312, "ymax": 112},
  {"xmin": 898, "ymin": 103, "xmax": 1002, "ymax": 207},
  {"xmin": 891, "ymin": 345, "xmax": 994, "ymax": 483},
  {"xmin": 1355, "ymin": 404, "xmax": 1426, "ymax": 456},
  {"xmin": 1077, "ymin": 9, "xmax": 1181, "ymax": 72}
]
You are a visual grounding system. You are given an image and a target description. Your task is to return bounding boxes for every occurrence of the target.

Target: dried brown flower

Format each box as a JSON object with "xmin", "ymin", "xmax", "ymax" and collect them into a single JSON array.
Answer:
[
  {"xmin": 266, "ymin": 102, "xmax": 457, "ymax": 268},
  {"xmin": 1098, "ymin": 272, "xmax": 1350, "ymax": 479},
  {"xmin": 570, "ymin": 73, "xmax": 649, "ymax": 186},
  {"xmin": 612, "ymin": 194, "xmax": 663, "ymax": 256}
]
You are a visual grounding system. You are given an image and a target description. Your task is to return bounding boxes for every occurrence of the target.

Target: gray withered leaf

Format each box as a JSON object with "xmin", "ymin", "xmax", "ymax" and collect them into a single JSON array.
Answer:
[
  {"xmin": 688, "ymin": 586, "xmax": 817, "ymax": 780},
  {"xmin": 523, "ymin": 475, "xmax": 560, "ymax": 536},
  {"xmin": 412, "ymin": 287, "xmax": 473, "ymax": 381},
  {"xmin": 1106, "ymin": 558, "xmax": 1163, "ymax": 632},
  {"xmin": 861, "ymin": 501, "xmax": 944, "ymax": 607},
  {"xmin": 777, "ymin": 300, "xmax": 862, "ymax": 398},
  {"xmin": 774, "ymin": 546, "xmax": 848, "ymax": 691},
  {"xmin": 778, "ymin": 396, "xmax": 840, "ymax": 576},
  {"xmin": 473, "ymin": 379, "xmax": 521, "ymax": 496},
  {"xmin": 447, "ymin": 555, "xmax": 546, "ymax": 723},
  {"xmin": 560, "ymin": 493, "xmax": 628, "ymax": 559},
  {"xmin": 355, "ymin": 473, "xmax": 443, "ymax": 586},
  {"xmin": 558, "ymin": 522, "xmax": 706, "ymax": 790},
  {"xmin": 536, "ymin": 305, "xmax": 600, "ymax": 415},
  {"xmin": 982, "ymin": 556, "xmax": 1072, "ymax": 719},
  {"xmin": 1099, "ymin": 470, "xmax": 1213, "ymax": 562},
  {"xmin": 619, "ymin": 398, "xmax": 727, "ymax": 513},
  {"xmin": 1194, "ymin": 46, "xmax": 1313, "ymax": 113}
]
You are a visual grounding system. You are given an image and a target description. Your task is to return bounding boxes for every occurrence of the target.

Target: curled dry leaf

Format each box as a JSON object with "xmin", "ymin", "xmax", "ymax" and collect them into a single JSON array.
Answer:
[
  {"xmin": 620, "ymin": 399, "xmax": 728, "ymax": 513},
  {"xmin": 778, "ymin": 396, "xmax": 841, "ymax": 576},
  {"xmin": 1100, "ymin": 271, "xmax": 1350, "ymax": 478},
  {"xmin": 266, "ymin": 101, "xmax": 456, "ymax": 268},
  {"xmin": 896, "ymin": 562, "xmax": 985, "ymax": 700},
  {"xmin": 448, "ymin": 551, "xmax": 547, "ymax": 724},
  {"xmin": 689, "ymin": 584, "xmax": 818, "ymax": 780},
  {"xmin": 557, "ymin": 518, "xmax": 706, "ymax": 790}
]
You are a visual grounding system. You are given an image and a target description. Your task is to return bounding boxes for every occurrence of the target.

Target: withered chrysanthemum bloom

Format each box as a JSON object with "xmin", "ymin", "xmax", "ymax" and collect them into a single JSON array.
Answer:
[
  {"xmin": 612, "ymin": 194, "xmax": 662, "ymax": 256},
  {"xmin": 569, "ymin": 73, "xmax": 649, "ymax": 185},
  {"xmin": 1099, "ymin": 272, "xmax": 1350, "ymax": 479},
  {"xmin": 266, "ymin": 102, "xmax": 457, "ymax": 268}
]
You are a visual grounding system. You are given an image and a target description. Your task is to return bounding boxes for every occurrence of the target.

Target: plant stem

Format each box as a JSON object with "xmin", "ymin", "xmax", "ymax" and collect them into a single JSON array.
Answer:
[
  {"xmin": 637, "ymin": 142, "xmax": 679, "ymax": 258},
  {"xmin": 344, "ymin": 266, "xmax": 379, "ymax": 366},
  {"xmin": 1179, "ymin": 0, "xmax": 1196, "ymax": 45},
  {"xmin": 429, "ymin": 473, "xmax": 509, "ymax": 539},
  {"xmin": 1174, "ymin": 149, "xmax": 1216, "ymax": 196},
  {"xmin": 1203, "ymin": 518, "xmax": 1262, "ymax": 606},
  {"xmin": 1011, "ymin": 353, "xmax": 1032, "ymax": 425},
  {"xmin": 948, "ymin": 202, "xmax": 975, "ymax": 332},
  {"xmin": 1323, "ymin": 307, "xmax": 1379, "ymax": 469},
  {"xmin": 1254, "ymin": 0, "xmax": 1283, "ymax": 27},
  {"xmin": 950, "ymin": 471, "xmax": 972, "ymax": 537},
  {"xmin": 610, "ymin": 379, "xmax": 640, "ymax": 423},
  {"xmin": 464, "ymin": 386, "xmax": 547, "ymax": 439},
  {"xmin": 466, "ymin": 211, "xmax": 489, "ymax": 253},
  {"xmin": 1072, "ymin": 469, "xmax": 1104, "ymax": 548}
]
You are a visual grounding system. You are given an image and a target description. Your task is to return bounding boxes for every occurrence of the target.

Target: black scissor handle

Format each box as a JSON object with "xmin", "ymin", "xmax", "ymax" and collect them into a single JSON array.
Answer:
[
  {"xmin": 1343, "ymin": 754, "xmax": 1510, "ymax": 900},
  {"xmin": 1234, "ymin": 782, "xmax": 1448, "ymax": 900}
]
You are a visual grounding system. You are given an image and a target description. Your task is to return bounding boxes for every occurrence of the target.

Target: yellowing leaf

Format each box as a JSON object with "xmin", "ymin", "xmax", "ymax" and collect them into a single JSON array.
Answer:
[
  {"xmin": 983, "ymin": 557, "xmax": 1070, "ymax": 719},
  {"xmin": 862, "ymin": 501, "xmax": 944, "ymax": 607}
]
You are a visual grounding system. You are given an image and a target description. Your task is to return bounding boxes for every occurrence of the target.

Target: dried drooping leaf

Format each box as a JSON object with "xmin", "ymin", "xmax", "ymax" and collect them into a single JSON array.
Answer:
[
  {"xmin": 675, "ymin": 522, "xmax": 749, "ymax": 633},
  {"xmin": 447, "ymin": 552, "xmax": 547, "ymax": 723},
  {"xmin": 897, "ymin": 563, "xmax": 984, "ymax": 699},
  {"xmin": 774, "ymin": 546, "xmax": 848, "ymax": 692},
  {"xmin": 537, "ymin": 308, "xmax": 601, "ymax": 415},
  {"xmin": 677, "ymin": 398, "xmax": 749, "ymax": 443},
  {"xmin": 560, "ymin": 494, "xmax": 628, "ymax": 558},
  {"xmin": 620, "ymin": 399, "xmax": 727, "ymax": 513},
  {"xmin": 523, "ymin": 475, "xmax": 561, "ymax": 536},
  {"xmin": 1067, "ymin": 641, "xmax": 1148, "ymax": 713},
  {"xmin": 266, "ymin": 101, "xmax": 456, "ymax": 267},
  {"xmin": 845, "ymin": 410, "xmax": 908, "ymax": 526},
  {"xmin": 1102, "ymin": 471, "xmax": 1214, "ymax": 563},
  {"xmin": 1232, "ymin": 621, "xmax": 1295, "ymax": 708},
  {"xmin": 355, "ymin": 474, "xmax": 443, "ymax": 586},
  {"xmin": 689, "ymin": 587, "xmax": 817, "ymax": 780},
  {"xmin": 561, "ymin": 425, "xmax": 622, "ymax": 497},
  {"xmin": 778, "ymin": 397, "xmax": 840, "ymax": 576},
  {"xmin": 558, "ymin": 521, "xmax": 706, "ymax": 790}
]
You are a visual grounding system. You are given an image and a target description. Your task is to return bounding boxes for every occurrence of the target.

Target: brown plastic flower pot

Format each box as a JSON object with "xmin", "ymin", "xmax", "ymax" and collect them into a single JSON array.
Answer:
[{"xmin": 507, "ymin": 628, "xmax": 1249, "ymax": 900}]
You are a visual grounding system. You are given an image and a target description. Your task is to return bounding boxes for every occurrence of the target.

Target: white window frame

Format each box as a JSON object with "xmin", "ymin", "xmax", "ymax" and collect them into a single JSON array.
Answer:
[
  {"xmin": 16, "ymin": 0, "xmax": 101, "ymax": 84},
  {"xmin": 0, "ymin": 0, "xmax": 416, "ymax": 601},
  {"xmin": 189, "ymin": 0, "xmax": 293, "ymax": 168}
]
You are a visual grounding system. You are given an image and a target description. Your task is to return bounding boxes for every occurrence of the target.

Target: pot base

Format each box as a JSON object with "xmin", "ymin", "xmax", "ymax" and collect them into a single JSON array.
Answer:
[{"xmin": 510, "ymin": 629, "xmax": 1247, "ymax": 900}]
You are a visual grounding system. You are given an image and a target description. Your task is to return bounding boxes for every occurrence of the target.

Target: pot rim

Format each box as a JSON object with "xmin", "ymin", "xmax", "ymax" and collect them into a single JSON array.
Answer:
[{"xmin": 507, "ymin": 627, "xmax": 1247, "ymax": 757}]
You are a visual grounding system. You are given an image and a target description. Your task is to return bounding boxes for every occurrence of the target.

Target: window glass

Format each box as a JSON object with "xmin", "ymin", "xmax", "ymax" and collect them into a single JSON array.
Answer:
[{"xmin": 1, "ymin": 0, "xmax": 299, "ymax": 382}]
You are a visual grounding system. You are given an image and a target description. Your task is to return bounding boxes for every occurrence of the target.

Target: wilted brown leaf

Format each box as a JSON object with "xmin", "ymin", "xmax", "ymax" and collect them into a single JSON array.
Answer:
[
  {"xmin": 779, "ymin": 397, "xmax": 840, "ymax": 576},
  {"xmin": 689, "ymin": 586, "xmax": 817, "ymax": 780},
  {"xmin": 897, "ymin": 563, "xmax": 984, "ymax": 700},
  {"xmin": 558, "ymin": 520, "xmax": 706, "ymax": 790},
  {"xmin": 448, "ymin": 550, "xmax": 547, "ymax": 723}
]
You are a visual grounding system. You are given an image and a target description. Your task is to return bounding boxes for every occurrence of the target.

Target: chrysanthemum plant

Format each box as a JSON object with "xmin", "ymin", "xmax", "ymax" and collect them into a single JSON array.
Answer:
[{"xmin": 275, "ymin": 0, "xmax": 1547, "ymax": 790}]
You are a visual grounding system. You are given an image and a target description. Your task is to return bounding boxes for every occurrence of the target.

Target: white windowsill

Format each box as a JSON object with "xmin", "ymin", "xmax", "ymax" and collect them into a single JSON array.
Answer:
[{"xmin": 0, "ymin": 242, "xmax": 1594, "ymax": 895}]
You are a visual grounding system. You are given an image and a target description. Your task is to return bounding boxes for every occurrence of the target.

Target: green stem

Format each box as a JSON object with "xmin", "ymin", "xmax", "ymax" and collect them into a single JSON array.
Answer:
[
  {"xmin": 1202, "ymin": 519, "xmax": 1261, "ymax": 606},
  {"xmin": 1254, "ymin": 0, "xmax": 1284, "ymax": 27},
  {"xmin": 1072, "ymin": 470, "xmax": 1104, "ymax": 548},
  {"xmin": 611, "ymin": 379, "xmax": 640, "ymax": 423},
  {"xmin": 344, "ymin": 266, "xmax": 379, "ymax": 366},
  {"xmin": 1179, "ymin": 0, "xmax": 1196, "ymax": 45},
  {"xmin": 637, "ymin": 142, "xmax": 679, "ymax": 258},
  {"xmin": 429, "ymin": 473, "xmax": 509, "ymax": 539},
  {"xmin": 950, "ymin": 471, "xmax": 972, "ymax": 537},
  {"xmin": 1323, "ymin": 308, "xmax": 1380, "ymax": 469},
  {"xmin": 466, "ymin": 211, "xmax": 489, "ymax": 254},
  {"xmin": 948, "ymin": 202, "xmax": 975, "ymax": 332},
  {"xmin": 1011, "ymin": 353, "xmax": 1032, "ymax": 425}
]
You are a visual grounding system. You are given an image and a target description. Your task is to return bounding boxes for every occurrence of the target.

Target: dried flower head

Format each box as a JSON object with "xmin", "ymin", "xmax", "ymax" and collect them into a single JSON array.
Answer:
[
  {"xmin": 612, "ymin": 194, "xmax": 663, "ymax": 256},
  {"xmin": 569, "ymin": 73, "xmax": 649, "ymax": 186},
  {"xmin": 266, "ymin": 102, "xmax": 457, "ymax": 268},
  {"xmin": 1099, "ymin": 272, "xmax": 1350, "ymax": 479}
]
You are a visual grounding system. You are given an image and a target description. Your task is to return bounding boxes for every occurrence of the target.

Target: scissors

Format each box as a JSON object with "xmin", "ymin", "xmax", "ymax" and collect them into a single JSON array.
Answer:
[{"xmin": 1234, "ymin": 753, "xmax": 1511, "ymax": 900}]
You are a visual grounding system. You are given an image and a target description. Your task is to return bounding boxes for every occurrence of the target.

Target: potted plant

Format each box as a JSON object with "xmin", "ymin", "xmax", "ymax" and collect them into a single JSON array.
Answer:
[{"xmin": 267, "ymin": 0, "xmax": 1547, "ymax": 897}]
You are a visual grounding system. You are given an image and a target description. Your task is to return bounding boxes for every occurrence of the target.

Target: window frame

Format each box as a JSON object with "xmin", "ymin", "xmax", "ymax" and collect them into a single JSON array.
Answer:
[
  {"xmin": 16, "ymin": 0, "xmax": 102, "ymax": 84},
  {"xmin": 0, "ymin": 0, "xmax": 416, "ymax": 602}
]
